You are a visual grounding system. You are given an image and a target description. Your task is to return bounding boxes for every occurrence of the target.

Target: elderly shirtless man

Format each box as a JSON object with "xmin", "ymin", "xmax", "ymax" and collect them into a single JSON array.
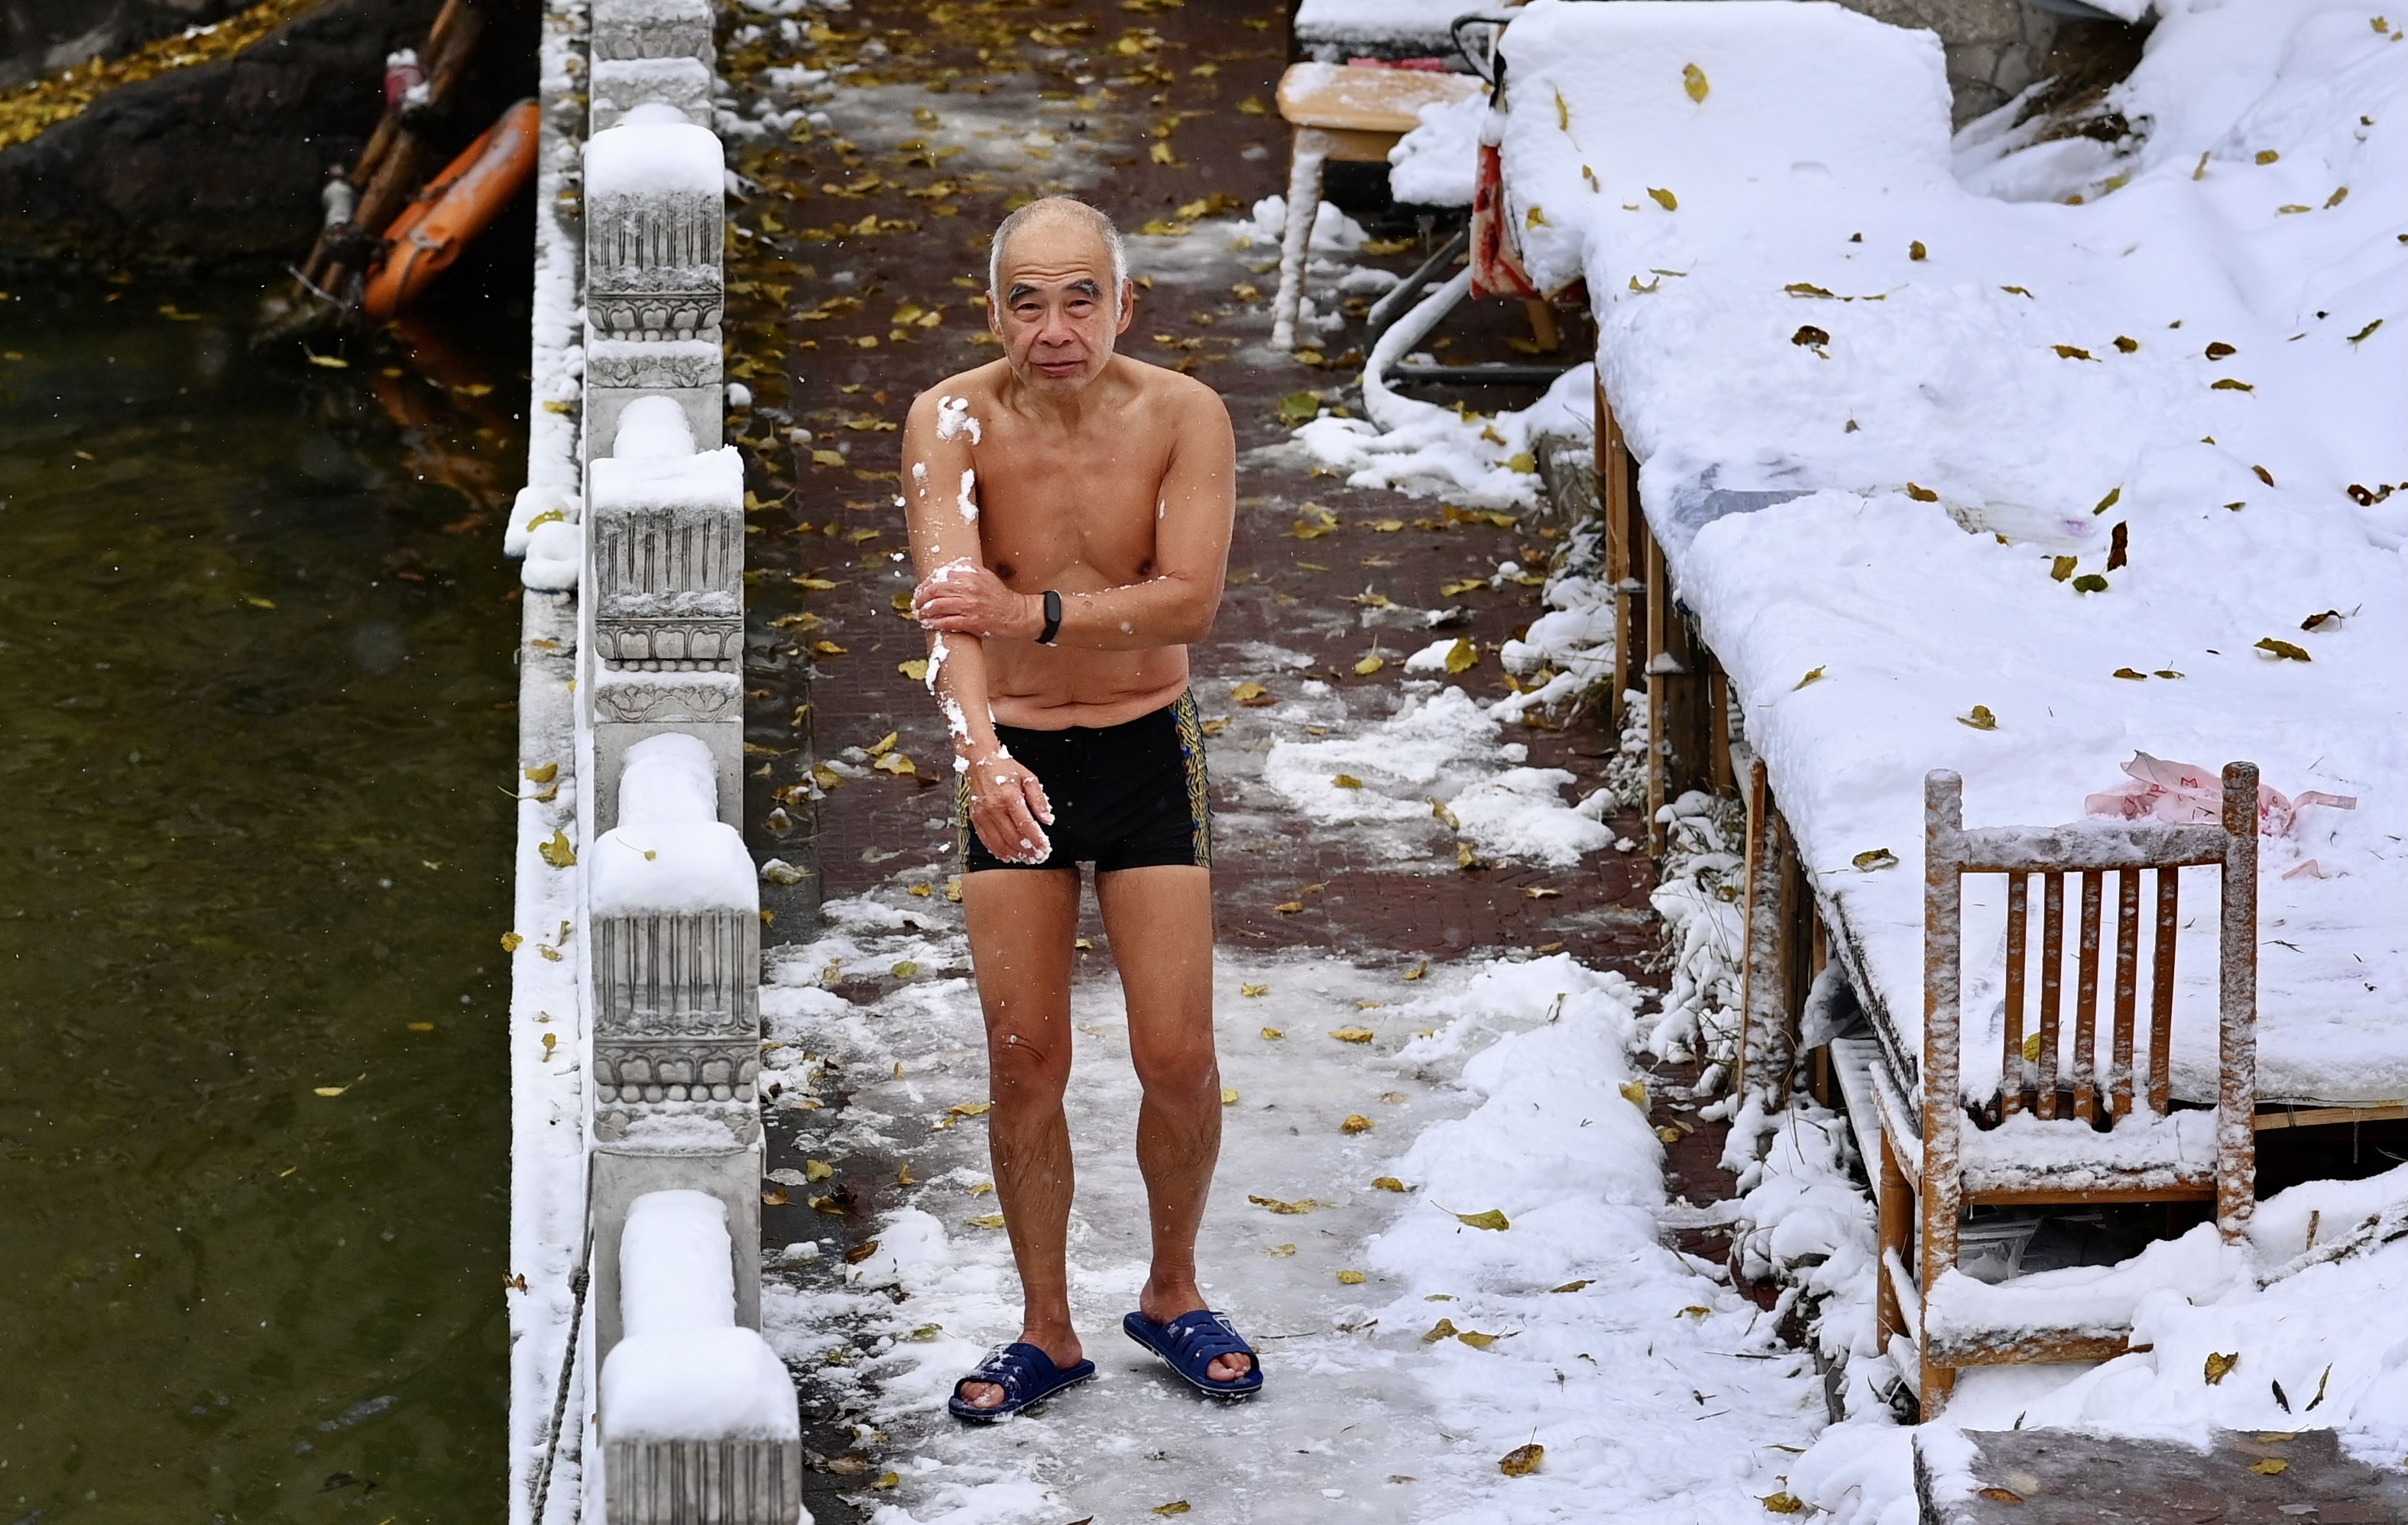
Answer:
[{"xmin": 900, "ymin": 197, "xmax": 1258, "ymax": 1421}]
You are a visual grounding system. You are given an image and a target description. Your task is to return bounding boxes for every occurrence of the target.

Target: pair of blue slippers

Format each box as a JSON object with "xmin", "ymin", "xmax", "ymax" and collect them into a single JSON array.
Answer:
[{"xmin": 947, "ymin": 1310, "xmax": 1262, "ymax": 1423}]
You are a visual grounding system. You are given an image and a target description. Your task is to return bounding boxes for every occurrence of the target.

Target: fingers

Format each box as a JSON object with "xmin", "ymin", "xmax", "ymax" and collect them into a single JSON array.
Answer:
[
  {"xmin": 972, "ymin": 776, "xmax": 1052, "ymax": 863},
  {"xmin": 1019, "ymin": 772, "xmax": 1055, "ymax": 827}
]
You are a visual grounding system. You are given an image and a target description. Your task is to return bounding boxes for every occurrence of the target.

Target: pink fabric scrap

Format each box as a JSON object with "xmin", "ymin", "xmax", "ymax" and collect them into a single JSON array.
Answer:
[{"xmin": 2082, "ymin": 752, "xmax": 2358, "ymax": 837}]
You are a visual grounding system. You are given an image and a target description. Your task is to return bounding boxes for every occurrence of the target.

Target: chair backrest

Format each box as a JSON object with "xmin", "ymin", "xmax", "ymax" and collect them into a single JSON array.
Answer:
[{"xmin": 1922, "ymin": 765, "xmax": 2260, "ymax": 1235}]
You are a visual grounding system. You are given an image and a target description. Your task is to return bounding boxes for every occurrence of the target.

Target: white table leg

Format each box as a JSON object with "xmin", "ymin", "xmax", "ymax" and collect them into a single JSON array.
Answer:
[{"xmin": 1270, "ymin": 125, "xmax": 1326, "ymax": 353}]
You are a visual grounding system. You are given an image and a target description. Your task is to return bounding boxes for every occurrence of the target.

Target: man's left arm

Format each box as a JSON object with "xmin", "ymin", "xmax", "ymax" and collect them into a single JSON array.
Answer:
[{"xmin": 913, "ymin": 387, "xmax": 1235, "ymax": 649}]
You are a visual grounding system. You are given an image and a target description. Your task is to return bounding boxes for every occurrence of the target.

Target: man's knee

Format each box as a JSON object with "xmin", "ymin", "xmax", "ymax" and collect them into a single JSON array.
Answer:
[
  {"xmin": 1130, "ymin": 1028, "xmax": 1219, "ymax": 1098},
  {"xmin": 987, "ymin": 1027, "xmax": 1071, "ymax": 1101}
]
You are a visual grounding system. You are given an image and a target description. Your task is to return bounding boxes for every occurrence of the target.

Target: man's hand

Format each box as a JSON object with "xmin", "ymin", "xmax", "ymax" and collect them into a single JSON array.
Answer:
[
  {"xmin": 966, "ymin": 750, "xmax": 1056, "ymax": 864},
  {"xmin": 913, "ymin": 559, "xmax": 1042, "ymax": 640}
]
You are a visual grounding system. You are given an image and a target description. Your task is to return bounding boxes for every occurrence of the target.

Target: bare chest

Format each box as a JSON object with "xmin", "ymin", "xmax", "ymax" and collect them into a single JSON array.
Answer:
[{"xmin": 972, "ymin": 429, "xmax": 1172, "ymax": 586}]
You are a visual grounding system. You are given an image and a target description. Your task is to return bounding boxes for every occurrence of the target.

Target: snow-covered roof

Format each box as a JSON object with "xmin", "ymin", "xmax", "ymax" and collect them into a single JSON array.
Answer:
[{"xmin": 1496, "ymin": 0, "xmax": 2406, "ymax": 1105}]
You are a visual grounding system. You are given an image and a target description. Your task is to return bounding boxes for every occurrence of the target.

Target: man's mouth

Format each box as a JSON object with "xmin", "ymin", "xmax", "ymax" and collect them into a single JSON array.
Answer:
[{"xmin": 1035, "ymin": 358, "xmax": 1081, "ymax": 377}]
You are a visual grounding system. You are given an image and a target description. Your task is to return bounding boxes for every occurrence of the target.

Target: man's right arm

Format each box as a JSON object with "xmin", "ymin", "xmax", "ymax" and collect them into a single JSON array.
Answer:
[{"xmin": 899, "ymin": 388, "xmax": 1053, "ymax": 863}]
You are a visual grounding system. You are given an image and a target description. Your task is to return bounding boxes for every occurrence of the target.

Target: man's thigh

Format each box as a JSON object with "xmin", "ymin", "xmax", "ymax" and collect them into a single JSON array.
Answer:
[
  {"xmin": 1094, "ymin": 866, "xmax": 1214, "ymax": 1059},
  {"xmin": 961, "ymin": 868, "xmax": 1082, "ymax": 1039}
]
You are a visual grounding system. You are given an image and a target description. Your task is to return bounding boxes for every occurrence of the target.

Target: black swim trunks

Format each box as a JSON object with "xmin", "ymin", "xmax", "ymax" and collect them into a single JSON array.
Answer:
[{"xmin": 954, "ymin": 690, "xmax": 1211, "ymax": 874}]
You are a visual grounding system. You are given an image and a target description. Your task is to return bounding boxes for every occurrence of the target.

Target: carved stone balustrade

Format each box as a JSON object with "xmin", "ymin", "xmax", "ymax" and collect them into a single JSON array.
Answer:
[
  {"xmin": 591, "ymin": 56, "xmax": 715, "ymax": 131},
  {"xmin": 591, "ymin": 0, "xmax": 713, "ymax": 66},
  {"xmin": 586, "ymin": 736, "xmax": 763, "ymax": 1361},
  {"xmin": 583, "ymin": 106, "xmax": 724, "ymax": 460},
  {"xmin": 600, "ymin": 1192, "xmax": 801, "ymax": 1525},
  {"xmin": 587, "ymin": 395, "xmax": 744, "ymax": 832}
]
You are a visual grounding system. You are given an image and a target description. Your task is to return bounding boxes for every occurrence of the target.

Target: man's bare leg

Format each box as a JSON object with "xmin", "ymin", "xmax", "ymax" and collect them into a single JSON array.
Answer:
[
  {"xmin": 1095, "ymin": 864, "xmax": 1251, "ymax": 1384},
  {"xmin": 958, "ymin": 867, "xmax": 1082, "ymax": 1410}
]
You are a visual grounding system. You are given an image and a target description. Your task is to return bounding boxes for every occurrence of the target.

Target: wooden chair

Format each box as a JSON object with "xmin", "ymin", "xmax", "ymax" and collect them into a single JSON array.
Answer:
[
  {"xmin": 1873, "ymin": 765, "xmax": 2259, "ymax": 1417},
  {"xmin": 1270, "ymin": 62, "xmax": 1484, "ymax": 351}
]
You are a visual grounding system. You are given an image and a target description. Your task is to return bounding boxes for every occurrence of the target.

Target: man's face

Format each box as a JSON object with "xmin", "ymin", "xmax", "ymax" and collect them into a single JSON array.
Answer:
[{"xmin": 987, "ymin": 217, "xmax": 1134, "ymax": 395}]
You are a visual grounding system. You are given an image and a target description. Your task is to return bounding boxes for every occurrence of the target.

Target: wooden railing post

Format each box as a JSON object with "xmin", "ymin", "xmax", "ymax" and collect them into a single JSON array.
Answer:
[
  {"xmin": 1919, "ymin": 769, "xmax": 1965, "ymax": 1414},
  {"xmin": 2217, "ymin": 762, "xmax": 2260, "ymax": 1239},
  {"xmin": 1645, "ymin": 534, "xmax": 1710, "ymax": 852},
  {"xmin": 1598, "ymin": 377, "xmax": 1647, "ymax": 742}
]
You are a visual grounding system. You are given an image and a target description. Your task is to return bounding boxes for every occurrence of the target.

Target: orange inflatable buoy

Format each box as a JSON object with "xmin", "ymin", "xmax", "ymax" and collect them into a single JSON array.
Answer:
[{"xmin": 362, "ymin": 98, "xmax": 541, "ymax": 322}]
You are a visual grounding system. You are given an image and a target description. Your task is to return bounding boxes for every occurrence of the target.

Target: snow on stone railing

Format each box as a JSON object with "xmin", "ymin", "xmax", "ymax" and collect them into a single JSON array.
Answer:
[
  {"xmin": 568, "ymin": 14, "xmax": 786, "ymax": 1519},
  {"xmin": 600, "ymin": 1191, "xmax": 802, "ymax": 1523},
  {"xmin": 583, "ymin": 100, "xmax": 724, "ymax": 466},
  {"xmin": 588, "ymin": 394, "xmax": 744, "ymax": 835}
]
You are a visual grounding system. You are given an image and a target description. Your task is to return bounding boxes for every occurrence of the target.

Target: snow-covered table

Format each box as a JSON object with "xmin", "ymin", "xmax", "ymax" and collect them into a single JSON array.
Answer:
[{"xmin": 1492, "ymin": 0, "xmax": 2407, "ymax": 1110}]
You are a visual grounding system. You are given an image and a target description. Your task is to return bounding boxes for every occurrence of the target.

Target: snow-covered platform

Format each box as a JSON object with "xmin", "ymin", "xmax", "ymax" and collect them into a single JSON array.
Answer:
[{"xmin": 1492, "ymin": 0, "xmax": 2406, "ymax": 1111}]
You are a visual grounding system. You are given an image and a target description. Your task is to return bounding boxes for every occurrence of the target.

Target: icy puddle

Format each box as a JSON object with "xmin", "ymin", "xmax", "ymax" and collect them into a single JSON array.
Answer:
[{"xmin": 759, "ymin": 895, "xmax": 1826, "ymax": 1523}]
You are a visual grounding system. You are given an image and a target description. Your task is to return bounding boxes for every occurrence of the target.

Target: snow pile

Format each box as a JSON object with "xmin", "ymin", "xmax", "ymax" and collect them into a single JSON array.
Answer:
[
  {"xmin": 1493, "ymin": 0, "xmax": 2408, "ymax": 1106},
  {"xmin": 1388, "ymin": 88, "xmax": 1487, "ymax": 207},
  {"xmin": 522, "ymin": 517, "xmax": 582, "ymax": 592},
  {"xmin": 585, "ymin": 114, "xmax": 725, "ymax": 197},
  {"xmin": 1291, "ymin": 353, "xmax": 1593, "ymax": 507},
  {"xmin": 591, "ymin": 735, "xmax": 756, "ymax": 916},
  {"xmin": 601, "ymin": 1192, "xmax": 799, "ymax": 1443},
  {"xmin": 1446, "ymin": 767, "xmax": 1611, "ymax": 866},
  {"xmin": 1259, "ymin": 685, "xmax": 1506, "ymax": 832},
  {"xmin": 1641, "ymin": 790, "xmax": 1746, "ymax": 1073}
]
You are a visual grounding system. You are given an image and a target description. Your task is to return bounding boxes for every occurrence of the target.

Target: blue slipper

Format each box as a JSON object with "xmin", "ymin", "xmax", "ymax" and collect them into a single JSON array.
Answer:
[
  {"xmin": 1122, "ymin": 1310, "xmax": 1265, "ymax": 1400},
  {"xmin": 946, "ymin": 1342, "xmax": 1097, "ymax": 1423}
]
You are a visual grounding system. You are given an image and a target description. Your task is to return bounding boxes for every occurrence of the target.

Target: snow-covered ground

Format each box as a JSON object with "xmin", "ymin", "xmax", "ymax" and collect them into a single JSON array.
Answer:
[{"xmin": 760, "ymin": 908, "xmax": 1829, "ymax": 1523}]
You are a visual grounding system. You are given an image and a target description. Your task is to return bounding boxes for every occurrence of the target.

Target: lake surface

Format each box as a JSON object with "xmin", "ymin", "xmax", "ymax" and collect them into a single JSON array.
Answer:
[{"xmin": 0, "ymin": 277, "xmax": 525, "ymax": 1521}]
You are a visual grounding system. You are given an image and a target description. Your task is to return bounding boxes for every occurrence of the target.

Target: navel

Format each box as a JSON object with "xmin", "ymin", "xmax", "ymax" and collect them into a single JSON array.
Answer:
[{"xmin": 1136, "ymin": 556, "xmax": 1155, "ymax": 578}]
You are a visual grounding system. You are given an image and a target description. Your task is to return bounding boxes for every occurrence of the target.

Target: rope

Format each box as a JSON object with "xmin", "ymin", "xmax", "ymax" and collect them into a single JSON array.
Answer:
[{"xmin": 530, "ymin": 1259, "xmax": 590, "ymax": 1522}]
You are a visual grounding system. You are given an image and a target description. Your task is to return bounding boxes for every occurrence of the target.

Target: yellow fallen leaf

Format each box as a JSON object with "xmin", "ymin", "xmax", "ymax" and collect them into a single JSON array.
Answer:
[
  {"xmin": 1620, "ymin": 1080, "xmax": 1649, "ymax": 1107},
  {"xmin": 1402, "ymin": 960, "xmax": 1428, "ymax": 981},
  {"xmin": 1353, "ymin": 654, "xmax": 1386, "ymax": 676},
  {"xmin": 1761, "ymin": 1493, "xmax": 1806, "ymax": 1514},
  {"xmin": 967, "ymin": 1213, "xmax": 1006, "ymax": 1229},
  {"xmin": 899, "ymin": 659, "xmax": 929, "ymax": 682},
  {"xmin": 1682, "ymin": 63, "xmax": 1708, "ymax": 102},
  {"xmin": 1457, "ymin": 1330, "xmax": 1500, "ymax": 1349},
  {"xmin": 313, "ymin": 1084, "xmax": 349, "ymax": 1098},
  {"xmin": 1231, "ymin": 680, "xmax": 1271, "ymax": 706},
  {"xmin": 1331, "ymin": 774, "xmax": 1365, "ymax": 791},
  {"xmin": 1523, "ymin": 886, "xmax": 1560, "ymax": 900},
  {"xmin": 2249, "ymin": 1458, "xmax": 2288, "ymax": 1475},
  {"xmin": 947, "ymin": 1100, "xmax": 991, "ymax": 1118},
  {"xmin": 523, "ymin": 761, "xmax": 559, "ymax": 784},
  {"xmin": 873, "ymin": 752, "xmax": 917, "ymax": 775},
  {"xmin": 1525, "ymin": 205, "xmax": 1548, "ymax": 228},
  {"xmin": 806, "ymin": 1159, "xmax": 835, "ymax": 1181},
  {"xmin": 1422, "ymin": 1317, "xmax": 1460, "ymax": 1343},
  {"xmin": 1330, "ymin": 1027, "xmax": 1375, "ymax": 1044},
  {"xmin": 1454, "ymin": 1208, "xmax": 1511, "ymax": 1231},
  {"xmin": 1273, "ymin": 900, "xmax": 1305, "ymax": 915},
  {"xmin": 1794, "ymin": 665, "xmax": 1826, "ymax": 690},
  {"xmin": 1247, "ymin": 1195, "xmax": 1323, "ymax": 1215},
  {"xmin": 1149, "ymin": 141, "xmax": 1178, "ymax": 165},
  {"xmin": 1221, "ymin": 1087, "xmax": 1240, "ymax": 1106},
  {"xmin": 1336, "ymin": 1268, "xmax": 1366, "ymax": 1284},
  {"xmin": 539, "ymin": 829, "xmax": 576, "ymax": 868},
  {"xmin": 1242, "ymin": 983, "xmax": 1269, "ymax": 998},
  {"xmin": 501, "ymin": 931, "xmax": 524, "ymax": 953},
  {"xmin": 1959, "ymin": 704, "xmax": 1998, "ymax": 731},
  {"xmin": 813, "ymin": 639, "xmax": 849, "ymax": 656},
  {"xmin": 874, "ymin": 1472, "xmax": 900, "ymax": 1490},
  {"xmin": 794, "ymin": 575, "xmax": 839, "ymax": 591},
  {"xmin": 1439, "ymin": 577, "xmax": 1486, "ymax": 597},
  {"xmin": 2024, "ymin": 1033, "xmax": 2044, "ymax": 1064},
  {"xmin": 1551, "ymin": 1279, "xmax": 1591, "ymax": 1293},
  {"xmin": 303, "ymin": 351, "xmax": 348, "ymax": 368},
  {"xmin": 1499, "ymin": 1443, "xmax": 1544, "ymax": 1477},
  {"xmin": 406, "ymin": 1022, "xmax": 435, "ymax": 1032},
  {"xmin": 1340, "ymin": 1114, "xmax": 1374, "ymax": 1134},
  {"xmin": 1266, "ymin": 1242, "xmax": 1296, "ymax": 1256},
  {"xmin": 1373, "ymin": 1177, "xmax": 1411, "ymax": 1193},
  {"xmin": 1444, "ymin": 638, "xmax": 1477, "ymax": 675},
  {"xmin": 1154, "ymin": 1502, "xmax": 1191, "ymax": 1517},
  {"xmin": 2204, "ymin": 1350, "xmax": 2239, "ymax": 1384},
  {"xmin": 1648, "ymin": 186, "xmax": 1678, "ymax": 211}
]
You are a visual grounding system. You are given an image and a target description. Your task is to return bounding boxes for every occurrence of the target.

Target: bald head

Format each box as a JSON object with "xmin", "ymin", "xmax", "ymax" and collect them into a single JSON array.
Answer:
[{"xmin": 988, "ymin": 197, "xmax": 1129, "ymax": 318}]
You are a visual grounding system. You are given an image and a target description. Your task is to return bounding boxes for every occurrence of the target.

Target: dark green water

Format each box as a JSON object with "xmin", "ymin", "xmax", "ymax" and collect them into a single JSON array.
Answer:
[{"xmin": 0, "ymin": 281, "xmax": 523, "ymax": 1522}]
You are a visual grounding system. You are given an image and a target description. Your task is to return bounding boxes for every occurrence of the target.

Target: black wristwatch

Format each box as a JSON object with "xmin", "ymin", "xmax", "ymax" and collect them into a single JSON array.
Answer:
[{"xmin": 1035, "ymin": 588, "xmax": 1063, "ymax": 646}]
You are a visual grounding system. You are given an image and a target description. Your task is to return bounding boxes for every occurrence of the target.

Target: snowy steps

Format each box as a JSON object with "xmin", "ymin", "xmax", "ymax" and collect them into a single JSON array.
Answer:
[{"xmin": 1919, "ymin": 1428, "xmax": 2408, "ymax": 1524}]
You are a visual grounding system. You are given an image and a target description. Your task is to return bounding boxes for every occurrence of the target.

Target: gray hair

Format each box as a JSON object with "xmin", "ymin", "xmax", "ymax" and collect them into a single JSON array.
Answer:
[{"xmin": 987, "ymin": 196, "xmax": 1130, "ymax": 318}]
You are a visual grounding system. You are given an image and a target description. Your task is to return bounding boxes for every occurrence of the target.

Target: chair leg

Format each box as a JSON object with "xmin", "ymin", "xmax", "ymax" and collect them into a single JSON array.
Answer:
[
  {"xmin": 1522, "ymin": 297, "xmax": 1560, "ymax": 353},
  {"xmin": 1271, "ymin": 126, "xmax": 1324, "ymax": 353},
  {"xmin": 1920, "ymin": 1353, "xmax": 1957, "ymax": 1420},
  {"xmin": 1875, "ymin": 1130, "xmax": 1907, "ymax": 1347}
]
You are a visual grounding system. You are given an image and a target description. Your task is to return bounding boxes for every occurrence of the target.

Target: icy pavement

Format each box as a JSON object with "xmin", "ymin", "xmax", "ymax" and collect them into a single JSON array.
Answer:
[{"xmin": 760, "ymin": 905, "xmax": 1827, "ymax": 1523}]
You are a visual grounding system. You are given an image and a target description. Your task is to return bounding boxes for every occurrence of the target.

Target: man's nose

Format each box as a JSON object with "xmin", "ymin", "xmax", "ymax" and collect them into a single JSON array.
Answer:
[{"xmin": 1036, "ymin": 310, "xmax": 1080, "ymax": 346}]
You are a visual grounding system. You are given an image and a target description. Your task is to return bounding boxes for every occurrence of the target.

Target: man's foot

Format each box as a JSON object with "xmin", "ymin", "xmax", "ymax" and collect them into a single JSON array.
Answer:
[
  {"xmin": 956, "ymin": 1327, "xmax": 1084, "ymax": 1413},
  {"xmin": 1138, "ymin": 1284, "xmax": 1253, "ymax": 1385},
  {"xmin": 1122, "ymin": 1309, "xmax": 1263, "ymax": 1400}
]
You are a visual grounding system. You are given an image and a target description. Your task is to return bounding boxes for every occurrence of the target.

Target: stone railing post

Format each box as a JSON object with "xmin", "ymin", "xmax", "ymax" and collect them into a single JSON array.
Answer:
[
  {"xmin": 587, "ymin": 395, "xmax": 744, "ymax": 834},
  {"xmin": 591, "ymin": 0, "xmax": 712, "ymax": 68},
  {"xmin": 599, "ymin": 1191, "xmax": 802, "ymax": 1524},
  {"xmin": 582, "ymin": 104, "xmax": 724, "ymax": 466},
  {"xmin": 585, "ymin": 733, "xmax": 763, "ymax": 1364},
  {"xmin": 591, "ymin": 57, "xmax": 715, "ymax": 131}
]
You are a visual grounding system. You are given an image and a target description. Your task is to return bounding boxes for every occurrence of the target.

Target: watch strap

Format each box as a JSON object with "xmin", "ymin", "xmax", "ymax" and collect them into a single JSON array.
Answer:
[{"xmin": 1037, "ymin": 588, "xmax": 1063, "ymax": 645}]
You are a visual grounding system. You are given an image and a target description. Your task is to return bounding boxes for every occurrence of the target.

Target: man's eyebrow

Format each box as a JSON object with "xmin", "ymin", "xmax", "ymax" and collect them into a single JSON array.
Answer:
[
  {"xmin": 1006, "ymin": 283, "xmax": 1039, "ymax": 303},
  {"xmin": 1067, "ymin": 278, "xmax": 1102, "ymax": 296}
]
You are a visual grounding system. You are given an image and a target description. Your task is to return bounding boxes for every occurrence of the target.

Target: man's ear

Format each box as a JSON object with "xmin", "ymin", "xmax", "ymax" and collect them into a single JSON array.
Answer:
[
  {"xmin": 987, "ymin": 292, "xmax": 1001, "ymax": 339},
  {"xmin": 1114, "ymin": 278, "xmax": 1136, "ymax": 336}
]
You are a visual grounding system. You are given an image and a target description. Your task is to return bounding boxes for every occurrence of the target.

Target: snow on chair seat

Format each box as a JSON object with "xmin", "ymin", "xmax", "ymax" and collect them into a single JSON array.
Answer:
[
  {"xmin": 1875, "ymin": 766, "xmax": 2259, "ymax": 1417},
  {"xmin": 1292, "ymin": 0, "xmax": 1522, "ymax": 65},
  {"xmin": 600, "ymin": 1190, "xmax": 802, "ymax": 1523}
]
